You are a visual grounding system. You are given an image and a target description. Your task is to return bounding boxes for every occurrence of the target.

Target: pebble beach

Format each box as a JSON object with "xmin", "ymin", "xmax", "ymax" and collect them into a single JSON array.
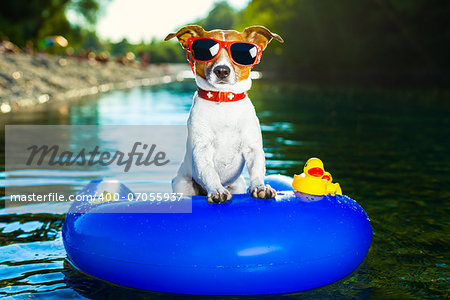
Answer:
[{"xmin": 0, "ymin": 53, "xmax": 189, "ymax": 115}]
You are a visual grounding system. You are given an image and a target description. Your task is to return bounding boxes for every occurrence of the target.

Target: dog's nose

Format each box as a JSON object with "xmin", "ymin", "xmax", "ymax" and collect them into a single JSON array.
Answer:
[{"xmin": 213, "ymin": 65, "xmax": 231, "ymax": 79}]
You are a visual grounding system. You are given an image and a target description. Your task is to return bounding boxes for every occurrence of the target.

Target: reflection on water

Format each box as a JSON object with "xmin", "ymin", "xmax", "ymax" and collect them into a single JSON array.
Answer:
[
  {"xmin": 1, "ymin": 81, "xmax": 449, "ymax": 298},
  {"xmin": 73, "ymin": 86, "xmax": 193, "ymax": 125}
]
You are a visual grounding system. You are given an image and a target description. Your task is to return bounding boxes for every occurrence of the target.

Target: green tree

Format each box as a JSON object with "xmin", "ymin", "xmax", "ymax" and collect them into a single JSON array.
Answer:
[
  {"xmin": 0, "ymin": 0, "xmax": 104, "ymax": 48},
  {"xmin": 197, "ymin": 1, "xmax": 237, "ymax": 30},
  {"xmin": 82, "ymin": 31, "xmax": 105, "ymax": 51},
  {"xmin": 147, "ymin": 40, "xmax": 185, "ymax": 63},
  {"xmin": 110, "ymin": 38, "xmax": 130, "ymax": 56},
  {"xmin": 239, "ymin": 0, "xmax": 450, "ymax": 82}
]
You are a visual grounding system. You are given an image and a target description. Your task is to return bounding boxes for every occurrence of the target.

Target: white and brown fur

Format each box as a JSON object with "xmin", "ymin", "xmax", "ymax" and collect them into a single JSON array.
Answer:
[{"xmin": 165, "ymin": 25, "xmax": 283, "ymax": 203}]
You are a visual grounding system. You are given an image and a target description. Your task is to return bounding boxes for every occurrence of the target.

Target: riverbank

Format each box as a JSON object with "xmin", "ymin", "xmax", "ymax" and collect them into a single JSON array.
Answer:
[{"xmin": 0, "ymin": 53, "xmax": 190, "ymax": 114}]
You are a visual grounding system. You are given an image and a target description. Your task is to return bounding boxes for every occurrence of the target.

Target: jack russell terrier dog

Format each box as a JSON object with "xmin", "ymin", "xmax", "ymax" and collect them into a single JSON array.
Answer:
[{"xmin": 165, "ymin": 25, "xmax": 283, "ymax": 203}]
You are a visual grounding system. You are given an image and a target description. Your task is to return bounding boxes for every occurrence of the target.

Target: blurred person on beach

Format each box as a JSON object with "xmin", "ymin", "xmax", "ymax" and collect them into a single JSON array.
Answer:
[{"xmin": 0, "ymin": 37, "xmax": 21, "ymax": 54}]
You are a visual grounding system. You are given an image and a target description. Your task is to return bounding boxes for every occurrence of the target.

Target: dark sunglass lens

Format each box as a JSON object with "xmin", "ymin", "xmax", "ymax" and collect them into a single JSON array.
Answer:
[
  {"xmin": 230, "ymin": 43, "xmax": 258, "ymax": 65},
  {"xmin": 192, "ymin": 39, "xmax": 220, "ymax": 61}
]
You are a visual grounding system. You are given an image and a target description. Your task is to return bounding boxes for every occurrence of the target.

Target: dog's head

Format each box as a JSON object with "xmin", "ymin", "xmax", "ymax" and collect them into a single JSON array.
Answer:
[{"xmin": 165, "ymin": 25, "xmax": 283, "ymax": 92}]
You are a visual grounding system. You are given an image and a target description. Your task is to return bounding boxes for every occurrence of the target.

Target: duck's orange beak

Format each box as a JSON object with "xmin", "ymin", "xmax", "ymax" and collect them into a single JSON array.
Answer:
[
  {"xmin": 307, "ymin": 167, "xmax": 324, "ymax": 177},
  {"xmin": 322, "ymin": 174, "xmax": 331, "ymax": 181}
]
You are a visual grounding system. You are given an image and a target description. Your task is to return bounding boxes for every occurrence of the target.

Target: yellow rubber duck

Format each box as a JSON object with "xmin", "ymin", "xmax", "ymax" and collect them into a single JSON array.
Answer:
[
  {"xmin": 292, "ymin": 158, "xmax": 342, "ymax": 196},
  {"xmin": 322, "ymin": 172, "xmax": 343, "ymax": 195},
  {"xmin": 292, "ymin": 158, "xmax": 328, "ymax": 195}
]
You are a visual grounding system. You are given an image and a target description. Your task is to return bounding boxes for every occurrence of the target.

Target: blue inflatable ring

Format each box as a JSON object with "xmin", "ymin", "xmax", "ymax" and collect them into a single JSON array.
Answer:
[{"xmin": 62, "ymin": 175, "xmax": 372, "ymax": 295}]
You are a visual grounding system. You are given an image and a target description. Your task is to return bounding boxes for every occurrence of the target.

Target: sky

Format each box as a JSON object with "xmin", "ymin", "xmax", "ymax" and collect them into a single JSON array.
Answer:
[{"xmin": 95, "ymin": 0, "xmax": 251, "ymax": 43}]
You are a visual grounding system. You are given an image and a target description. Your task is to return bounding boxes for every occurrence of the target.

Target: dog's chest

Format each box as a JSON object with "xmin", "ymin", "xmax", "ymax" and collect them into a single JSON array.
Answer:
[
  {"xmin": 191, "ymin": 95, "xmax": 255, "ymax": 128},
  {"xmin": 189, "ymin": 95, "xmax": 258, "ymax": 153}
]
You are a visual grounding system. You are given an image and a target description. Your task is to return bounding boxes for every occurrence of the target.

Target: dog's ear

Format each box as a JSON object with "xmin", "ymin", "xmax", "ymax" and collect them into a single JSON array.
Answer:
[
  {"xmin": 164, "ymin": 25, "xmax": 206, "ymax": 49},
  {"xmin": 242, "ymin": 26, "xmax": 284, "ymax": 50}
]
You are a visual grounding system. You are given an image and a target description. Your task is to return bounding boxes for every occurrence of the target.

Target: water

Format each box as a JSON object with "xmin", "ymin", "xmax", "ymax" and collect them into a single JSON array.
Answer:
[{"xmin": 1, "ymin": 80, "xmax": 449, "ymax": 298}]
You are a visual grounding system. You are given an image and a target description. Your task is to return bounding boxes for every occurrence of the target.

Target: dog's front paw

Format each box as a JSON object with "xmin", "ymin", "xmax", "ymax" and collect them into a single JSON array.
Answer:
[
  {"xmin": 250, "ymin": 184, "xmax": 277, "ymax": 199},
  {"xmin": 207, "ymin": 188, "xmax": 232, "ymax": 203}
]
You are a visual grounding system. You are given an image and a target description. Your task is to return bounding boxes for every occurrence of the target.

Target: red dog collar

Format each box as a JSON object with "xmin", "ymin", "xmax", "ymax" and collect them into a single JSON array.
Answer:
[{"xmin": 197, "ymin": 88, "xmax": 247, "ymax": 103}]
